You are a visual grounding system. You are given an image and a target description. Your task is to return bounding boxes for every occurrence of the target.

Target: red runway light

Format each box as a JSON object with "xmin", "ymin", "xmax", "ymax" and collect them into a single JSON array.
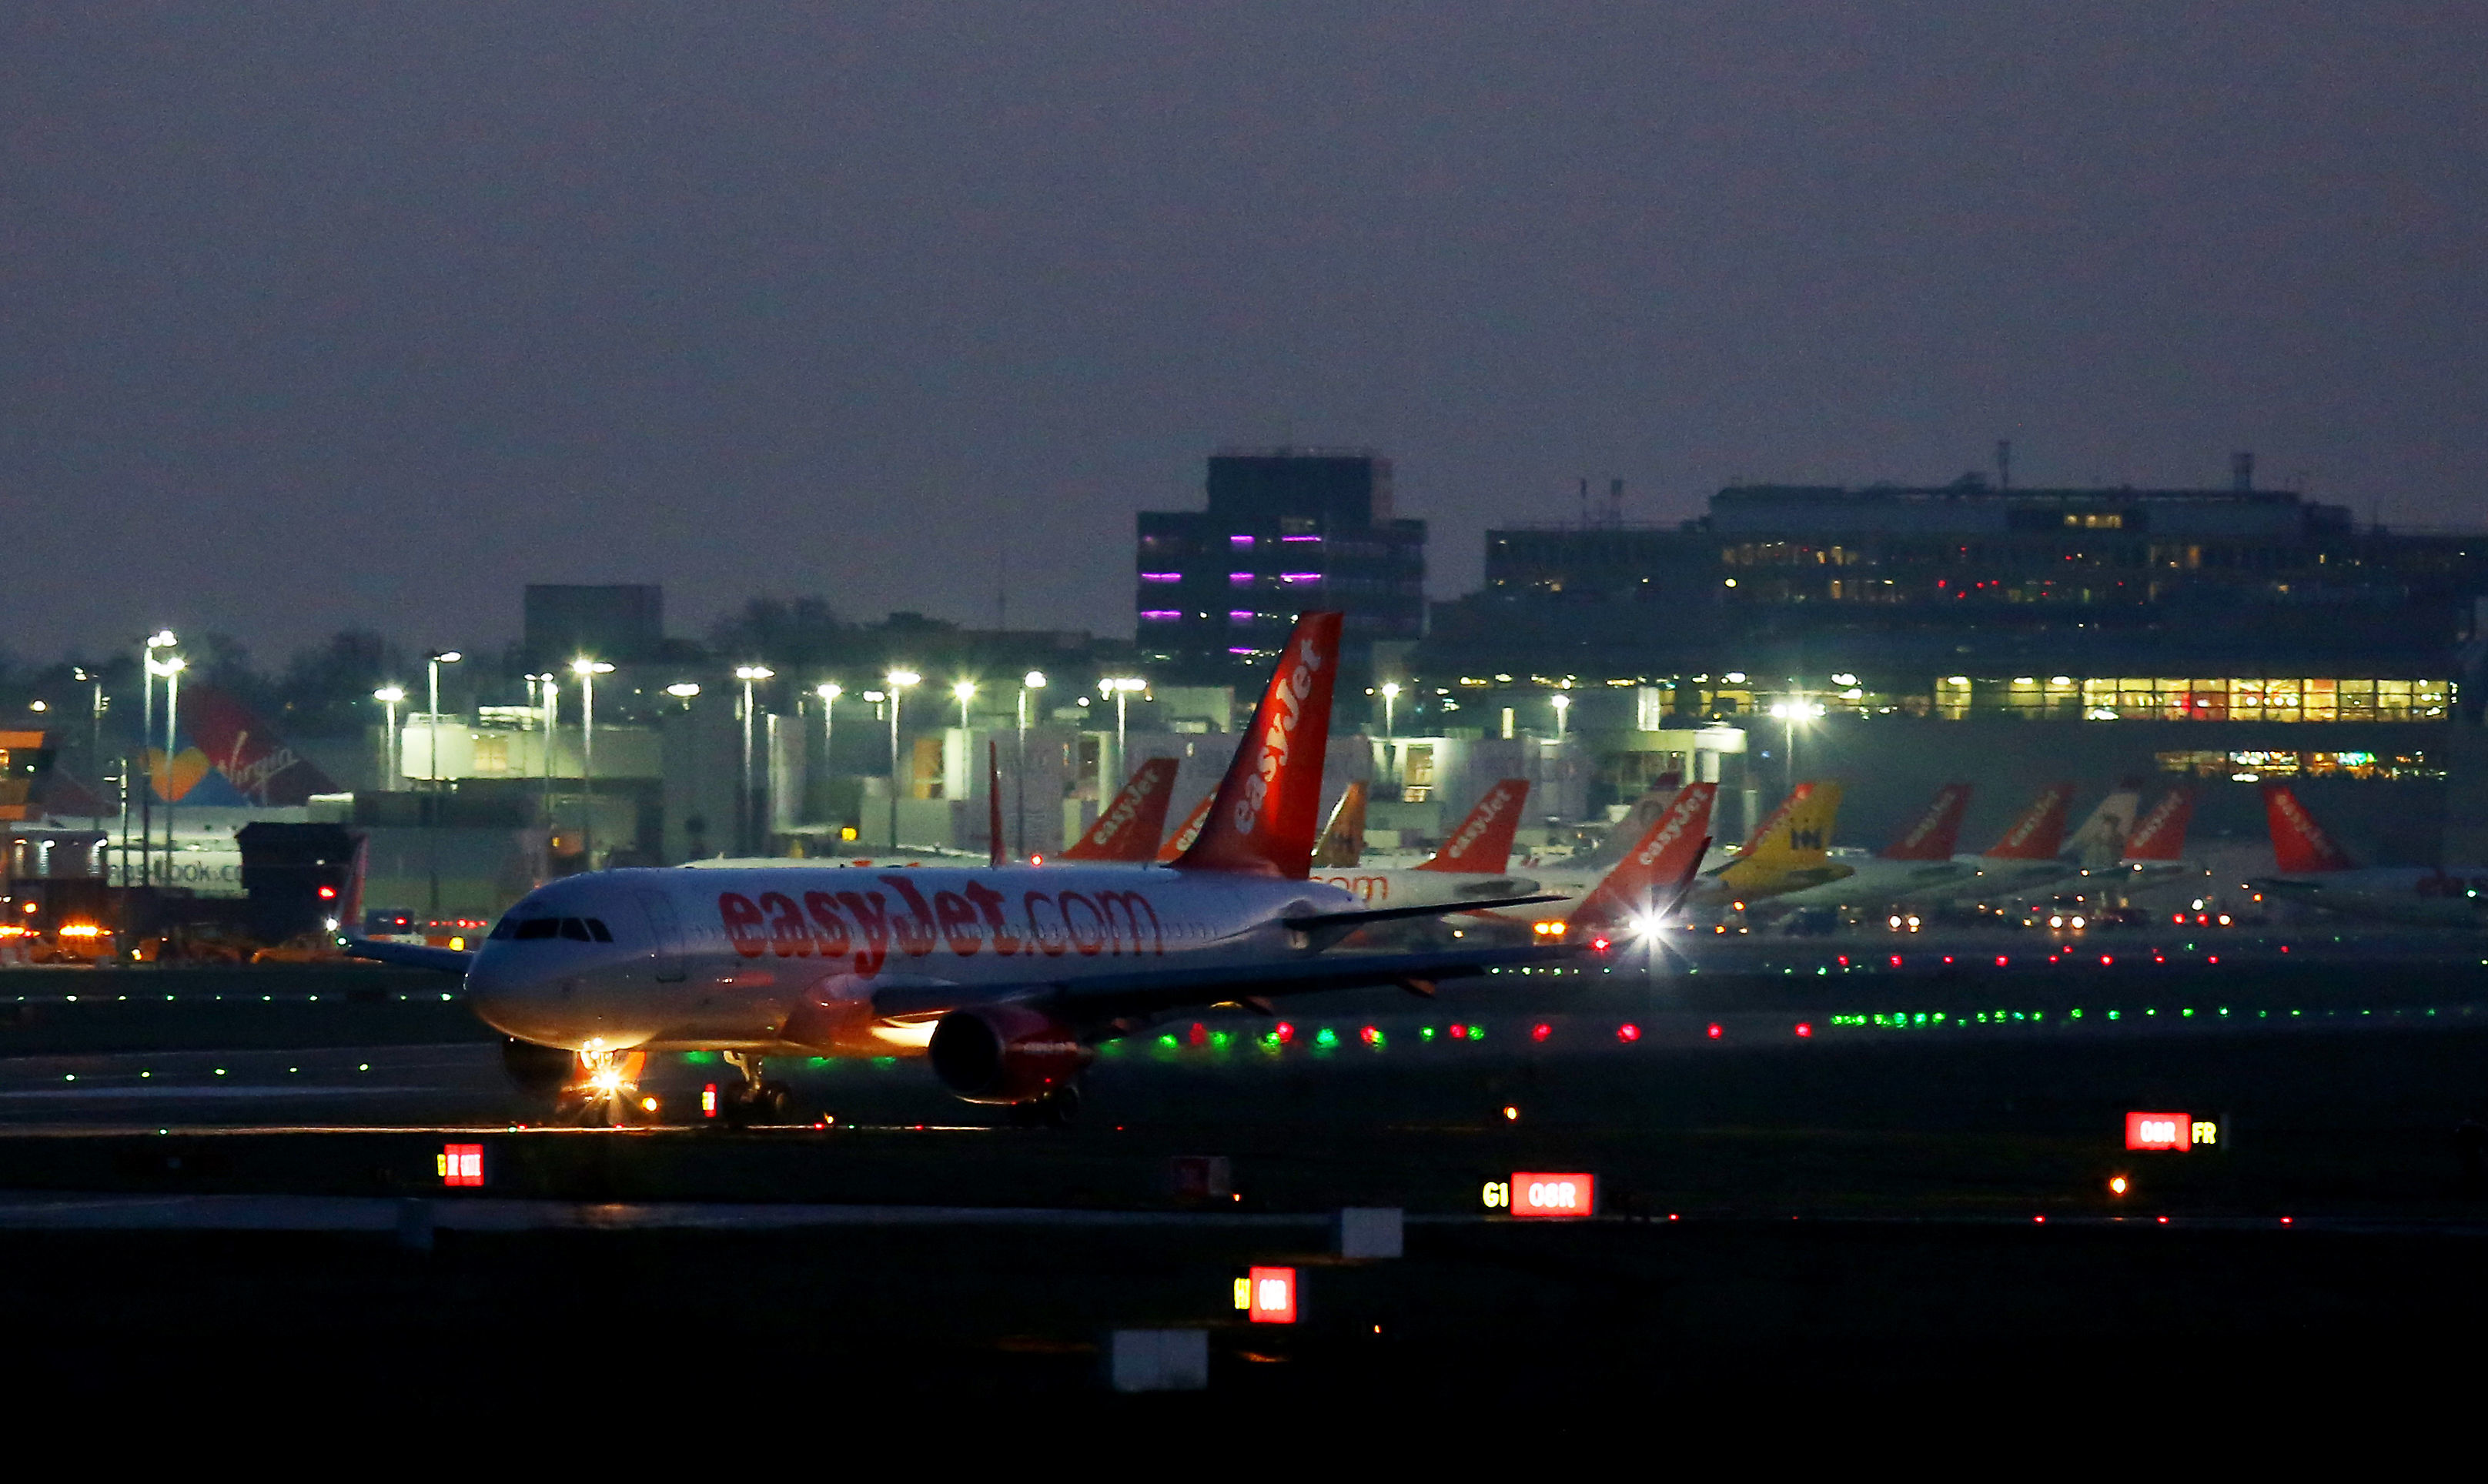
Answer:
[
  {"xmin": 1275, "ymin": 1021, "xmax": 1296, "ymax": 1044},
  {"xmin": 1995, "ymin": 955, "xmax": 2009, "ymax": 967},
  {"xmin": 1447, "ymin": 1023, "xmax": 1466, "ymax": 1040},
  {"xmin": 1837, "ymin": 955, "xmax": 1849, "ymax": 967},
  {"xmin": 1188, "ymin": 1022, "xmax": 1207, "ymax": 1046},
  {"xmin": 1590, "ymin": 936, "xmax": 1610, "ymax": 951},
  {"xmin": 316, "ymin": 885, "xmax": 336, "ymax": 900},
  {"xmin": 2101, "ymin": 954, "xmax": 2113, "ymax": 966},
  {"xmin": 2034, "ymin": 1215, "xmax": 2046, "ymax": 1223},
  {"xmin": 2208, "ymin": 955, "xmax": 2219, "ymax": 964},
  {"xmin": 1889, "ymin": 954, "xmax": 1902, "ymax": 968},
  {"xmin": 1530, "ymin": 1022, "xmax": 1552, "ymax": 1042},
  {"xmin": 1794, "ymin": 1022, "xmax": 1813, "ymax": 1038},
  {"xmin": 1706, "ymin": 1023, "xmax": 1723, "ymax": 1039},
  {"xmin": 1617, "ymin": 1023, "xmax": 1640, "ymax": 1042},
  {"xmin": 2157, "ymin": 1215, "xmax": 2169, "ymax": 1225}
]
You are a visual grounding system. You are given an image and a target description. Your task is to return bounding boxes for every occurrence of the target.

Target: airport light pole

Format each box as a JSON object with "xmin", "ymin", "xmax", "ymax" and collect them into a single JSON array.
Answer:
[
  {"xmin": 1101, "ymin": 677, "xmax": 1145, "ymax": 796},
  {"xmin": 953, "ymin": 680, "xmax": 976, "ymax": 733},
  {"xmin": 1551, "ymin": 690, "xmax": 1570, "ymax": 743},
  {"xmin": 373, "ymin": 687, "xmax": 405, "ymax": 790},
  {"xmin": 72, "ymin": 668, "xmax": 103, "ymax": 833},
  {"xmin": 1767, "ymin": 696, "xmax": 1828, "ymax": 796},
  {"xmin": 139, "ymin": 630, "xmax": 173, "ymax": 887},
  {"xmin": 153, "ymin": 653, "xmax": 184, "ymax": 884},
  {"xmin": 573, "ymin": 659, "xmax": 613, "ymax": 867},
  {"xmin": 814, "ymin": 683, "xmax": 840, "ymax": 844},
  {"xmin": 1017, "ymin": 670, "xmax": 1045, "ymax": 862},
  {"xmin": 735, "ymin": 666, "xmax": 774, "ymax": 856},
  {"xmin": 423, "ymin": 652, "xmax": 463, "ymax": 791},
  {"xmin": 1381, "ymin": 681, "xmax": 1400, "ymax": 740},
  {"xmin": 885, "ymin": 669, "xmax": 919, "ymax": 849}
]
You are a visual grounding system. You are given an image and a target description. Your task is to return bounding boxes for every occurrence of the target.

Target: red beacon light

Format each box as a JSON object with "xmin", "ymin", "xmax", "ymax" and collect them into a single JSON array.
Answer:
[
  {"xmin": 1530, "ymin": 1022, "xmax": 1553, "ymax": 1042},
  {"xmin": 1617, "ymin": 1023, "xmax": 1640, "ymax": 1042},
  {"xmin": 1794, "ymin": 1022, "xmax": 1813, "ymax": 1038},
  {"xmin": 1707, "ymin": 1023, "xmax": 1723, "ymax": 1039},
  {"xmin": 1274, "ymin": 1021, "xmax": 1296, "ymax": 1044}
]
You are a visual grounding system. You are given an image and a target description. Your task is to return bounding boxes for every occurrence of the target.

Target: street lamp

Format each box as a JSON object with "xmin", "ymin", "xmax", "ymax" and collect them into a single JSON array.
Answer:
[
  {"xmin": 1017, "ymin": 671, "xmax": 1045, "ymax": 861},
  {"xmin": 1101, "ymin": 677, "xmax": 1146, "ymax": 789},
  {"xmin": 373, "ymin": 687, "xmax": 406, "ymax": 789},
  {"xmin": 1381, "ymin": 681, "xmax": 1400, "ymax": 740},
  {"xmin": 735, "ymin": 666, "xmax": 775, "ymax": 855},
  {"xmin": 953, "ymin": 679, "xmax": 976, "ymax": 732},
  {"xmin": 149, "ymin": 653, "xmax": 186, "ymax": 881},
  {"xmin": 524, "ymin": 673, "xmax": 560, "ymax": 835},
  {"xmin": 885, "ymin": 669, "xmax": 920, "ymax": 848},
  {"xmin": 72, "ymin": 667, "xmax": 103, "ymax": 832},
  {"xmin": 572, "ymin": 658, "xmax": 614, "ymax": 866},
  {"xmin": 424, "ymin": 651, "xmax": 463, "ymax": 790},
  {"xmin": 138, "ymin": 630, "xmax": 174, "ymax": 887},
  {"xmin": 1767, "ymin": 697, "xmax": 1828, "ymax": 794},
  {"xmin": 1551, "ymin": 691, "xmax": 1570, "ymax": 742}
]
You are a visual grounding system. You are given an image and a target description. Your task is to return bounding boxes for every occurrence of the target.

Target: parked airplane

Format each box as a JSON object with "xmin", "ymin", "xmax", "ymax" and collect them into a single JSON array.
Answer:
[
  {"xmin": 1058, "ymin": 757, "xmax": 1181, "ymax": 863},
  {"xmin": 349, "ymin": 614, "xmax": 1578, "ymax": 1124},
  {"xmin": 1935, "ymin": 782, "xmax": 2080, "ymax": 901},
  {"xmin": 1311, "ymin": 778, "xmax": 1531, "ymax": 905},
  {"xmin": 2252, "ymin": 782, "xmax": 2488, "ymax": 927},
  {"xmin": 2113, "ymin": 787, "xmax": 2199, "ymax": 887},
  {"xmin": 1688, "ymin": 781, "xmax": 1848, "ymax": 906},
  {"xmin": 1155, "ymin": 794, "xmax": 1213, "ymax": 864},
  {"xmin": 1764, "ymin": 783, "xmax": 1975, "ymax": 910},
  {"xmin": 1311, "ymin": 780, "xmax": 1369, "ymax": 868}
]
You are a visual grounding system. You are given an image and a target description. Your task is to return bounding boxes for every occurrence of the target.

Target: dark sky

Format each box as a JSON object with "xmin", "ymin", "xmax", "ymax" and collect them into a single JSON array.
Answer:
[{"xmin": 5, "ymin": 4, "xmax": 2482, "ymax": 662}]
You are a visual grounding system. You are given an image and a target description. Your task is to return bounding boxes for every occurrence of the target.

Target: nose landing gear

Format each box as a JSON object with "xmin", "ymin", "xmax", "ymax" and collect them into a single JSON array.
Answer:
[
  {"xmin": 717, "ymin": 1051, "xmax": 794, "ymax": 1128},
  {"xmin": 1005, "ymin": 1082, "xmax": 1083, "ymax": 1128},
  {"xmin": 559, "ymin": 1048, "xmax": 649, "ymax": 1126}
]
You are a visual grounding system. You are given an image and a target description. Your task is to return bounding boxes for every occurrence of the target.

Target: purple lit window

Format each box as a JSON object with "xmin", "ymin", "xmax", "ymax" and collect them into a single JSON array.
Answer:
[
  {"xmin": 1279, "ymin": 573, "xmax": 1323, "ymax": 583},
  {"xmin": 1227, "ymin": 647, "xmax": 1260, "ymax": 655},
  {"xmin": 1141, "ymin": 610, "xmax": 1182, "ymax": 620},
  {"xmin": 1279, "ymin": 534, "xmax": 1321, "ymax": 543},
  {"xmin": 1229, "ymin": 610, "xmax": 1255, "ymax": 621},
  {"xmin": 1139, "ymin": 572, "xmax": 1181, "ymax": 583},
  {"xmin": 1229, "ymin": 534, "xmax": 1256, "ymax": 547},
  {"xmin": 1229, "ymin": 573, "xmax": 1255, "ymax": 586}
]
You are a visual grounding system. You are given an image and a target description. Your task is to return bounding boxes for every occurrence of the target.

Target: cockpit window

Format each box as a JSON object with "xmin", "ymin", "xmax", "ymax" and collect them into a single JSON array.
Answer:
[
  {"xmin": 493, "ymin": 914, "xmax": 610, "ymax": 943},
  {"xmin": 560, "ymin": 917, "xmax": 592, "ymax": 941},
  {"xmin": 586, "ymin": 918, "xmax": 614, "ymax": 942},
  {"xmin": 513, "ymin": 918, "xmax": 561, "ymax": 941}
]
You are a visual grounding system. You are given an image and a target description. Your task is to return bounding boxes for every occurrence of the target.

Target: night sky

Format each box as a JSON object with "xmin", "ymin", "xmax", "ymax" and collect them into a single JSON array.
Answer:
[{"xmin": 5, "ymin": 4, "xmax": 2481, "ymax": 660}]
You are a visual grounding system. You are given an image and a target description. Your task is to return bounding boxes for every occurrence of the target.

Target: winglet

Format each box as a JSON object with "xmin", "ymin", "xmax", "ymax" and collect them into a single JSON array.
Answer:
[
  {"xmin": 2263, "ymin": 782, "xmax": 2353, "ymax": 873},
  {"xmin": 1061, "ymin": 757, "xmax": 1181, "ymax": 862},
  {"xmin": 1174, "ymin": 612, "xmax": 1344, "ymax": 878},
  {"xmin": 1572, "ymin": 783, "xmax": 1717, "ymax": 927},
  {"xmin": 1879, "ymin": 783, "xmax": 1971, "ymax": 861},
  {"xmin": 1982, "ymin": 783, "xmax": 2075, "ymax": 860},
  {"xmin": 1420, "ymin": 778, "xmax": 1529, "ymax": 874}
]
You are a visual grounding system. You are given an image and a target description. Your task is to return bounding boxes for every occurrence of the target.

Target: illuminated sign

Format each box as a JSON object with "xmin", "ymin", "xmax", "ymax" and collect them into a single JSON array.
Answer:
[
  {"xmin": 1232, "ymin": 1265, "xmax": 1296, "ymax": 1324},
  {"xmin": 2125, "ymin": 1112, "xmax": 2217, "ymax": 1151},
  {"xmin": 701, "ymin": 1083, "xmax": 719, "ymax": 1119},
  {"xmin": 1486, "ymin": 1171, "xmax": 1597, "ymax": 1218},
  {"xmin": 438, "ymin": 1142, "xmax": 484, "ymax": 1187}
]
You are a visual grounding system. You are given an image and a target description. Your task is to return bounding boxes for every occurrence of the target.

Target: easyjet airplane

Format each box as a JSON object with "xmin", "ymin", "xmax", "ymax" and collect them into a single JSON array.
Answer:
[
  {"xmin": 1312, "ymin": 777, "xmax": 1532, "ymax": 906},
  {"xmin": 1928, "ymin": 782, "xmax": 2081, "ymax": 901},
  {"xmin": 1765, "ymin": 783, "xmax": 1975, "ymax": 910},
  {"xmin": 2252, "ymin": 782, "xmax": 2488, "ymax": 927},
  {"xmin": 348, "ymin": 614, "xmax": 1578, "ymax": 1125}
]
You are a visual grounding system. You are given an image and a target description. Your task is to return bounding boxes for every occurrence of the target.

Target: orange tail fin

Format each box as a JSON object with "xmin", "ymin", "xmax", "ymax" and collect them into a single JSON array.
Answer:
[
  {"xmin": 1312, "ymin": 780, "xmax": 1368, "ymax": 868},
  {"xmin": 1572, "ymin": 784, "xmax": 1717, "ymax": 926},
  {"xmin": 1173, "ymin": 612, "xmax": 1344, "ymax": 878},
  {"xmin": 2262, "ymin": 782, "xmax": 2353, "ymax": 873},
  {"xmin": 1982, "ymin": 783, "xmax": 2075, "ymax": 860},
  {"xmin": 1880, "ymin": 783, "xmax": 1971, "ymax": 861},
  {"xmin": 1060, "ymin": 756, "xmax": 1181, "ymax": 862},
  {"xmin": 1156, "ymin": 794, "xmax": 1212, "ymax": 864},
  {"xmin": 1420, "ymin": 778, "xmax": 1529, "ymax": 874},
  {"xmin": 2122, "ymin": 790, "xmax": 2195, "ymax": 862}
]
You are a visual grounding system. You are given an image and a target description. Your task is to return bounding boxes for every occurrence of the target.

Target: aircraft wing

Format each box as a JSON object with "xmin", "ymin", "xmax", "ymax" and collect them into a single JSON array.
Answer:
[
  {"xmin": 342, "ymin": 938, "xmax": 477, "ymax": 974},
  {"xmin": 868, "ymin": 941, "xmax": 1570, "ymax": 1026}
]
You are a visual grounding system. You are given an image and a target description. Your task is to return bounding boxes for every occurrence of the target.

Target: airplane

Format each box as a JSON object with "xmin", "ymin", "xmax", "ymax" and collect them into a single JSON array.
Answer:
[
  {"xmin": 1155, "ymin": 794, "xmax": 1212, "ymax": 864},
  {"xmin": 2065, "ymin": 778, "xmax": 2143, "ymax": 871},
  {"xmin": 2112, "ymin": 787, "xmax": 2199, "ymax": 888},
  {"xmin": 1057, "ymin": 757, "xmax": 1181, "ymax": 863},
  {"xmin": 1928, "ymin": 782, "xmax": 2081, "ymax": 902},
  {"xmin": 1761, "ymin": 783, "xmax": 1975, "ymax": 911},
  {"xmin": 1311, "ymin": 780, "xmax": 1369, "ymax": 869},
  {"xmin": 1686, "ymin": 781, "xmax": 1849, "ymax": 907},
  {"xmin": 2249, "ymin": 781, "xmax": 2488, "ymax": 927},
  {"xmin": 1309, "ymin": 778, "xmax": 1531, "ymax": 906},
  {"xmin": 346, "ymin": 613, "xmax": 1587, "ymax": 1125}
]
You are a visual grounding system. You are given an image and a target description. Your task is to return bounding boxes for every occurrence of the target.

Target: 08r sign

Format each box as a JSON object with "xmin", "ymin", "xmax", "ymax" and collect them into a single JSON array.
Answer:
[{"xmin": 1483, "ymin": 1171, "xmax": 1597, "ymax": 1218}]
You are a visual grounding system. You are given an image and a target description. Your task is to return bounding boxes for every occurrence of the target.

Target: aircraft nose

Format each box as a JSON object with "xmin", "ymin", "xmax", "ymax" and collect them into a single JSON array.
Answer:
[{"xmin": 463, "ymin": 946, "xmax": 540, "ymax": 1036}]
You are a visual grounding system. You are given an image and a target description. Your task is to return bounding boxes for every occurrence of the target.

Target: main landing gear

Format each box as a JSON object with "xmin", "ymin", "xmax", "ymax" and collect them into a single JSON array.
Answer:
[
  {"xmin": 718, "ymin": 1051, "xmax": 794, "ymax": 1129},
  {"xmin": 1005, "ymin": 1083, "xmax": 1084, "ymax": 1128}
]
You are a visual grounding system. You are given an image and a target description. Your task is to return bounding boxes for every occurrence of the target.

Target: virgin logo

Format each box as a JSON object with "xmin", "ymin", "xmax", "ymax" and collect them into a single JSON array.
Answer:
[{"xmin": 1233, "ymin": 637, "xmax": 1322, "ymax": 837}]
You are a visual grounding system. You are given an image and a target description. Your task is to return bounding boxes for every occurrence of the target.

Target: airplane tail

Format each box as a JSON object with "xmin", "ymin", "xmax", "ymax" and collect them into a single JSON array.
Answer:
[
  {"xmin": 1714, "ymin": 780, "xmax": 1842, "ymax": 892},
  {"xmin": 988, "ymin": 742, "xmax": 1005, "ymax": 867},
  {"xmin": 1156, "ymin": 794, "xmax": 1212, "ymax": 864},
  {"xmin": 2122, "ymin": 789, "xmax": 2195, "ymax": 863},
  {"xmin": 1879, "ymin": 783, "xmax": 1971, "ymax": 861},
  {"xmin": 1312, "ymin": 780, "xmax": 1368, "ymax": 868},
  {"xmin": 1174, "ymin": 612, "xmax": 1344, "ymax": 878},
  {"xmin": 2262, "ymin": 782, "xmax": 2354, "ymax": 873},
  {"xmin": 1420, "ymin": 778, "xmax": 1529, "ymax": 874},
  {"xmin": 1573, "ymin": 784, "xmax": 1717, "ymax": 927},
  {"xmin": 1059, "ymin": 757, "xmax": 1181, "ymax": 862},
  {"xmin": 162, "ymin": 684, "xmax": 343, "ymax": 806},
  {"xmin": 1982, "ymin": 783, "xmax": 2075, "ymax": 860}
]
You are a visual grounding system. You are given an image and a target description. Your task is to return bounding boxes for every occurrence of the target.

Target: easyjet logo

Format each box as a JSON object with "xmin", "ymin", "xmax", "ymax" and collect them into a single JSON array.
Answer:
[
  {"xmin": 1234, "ymin": 635, "xmax": 1323, "ymax": 837},
  {"xmin": 1895, "ymin": 787, "xmax": 1964, "ymax": 851},
  {"xmin": 1088, "ymin": 767, "xmax": 1163, "ymax": 847},
  {"xmin": 2000, "ymin": 789, "xmax": 2068, "ymax": 849},
  {"xmin": 717, "ymin": 876, "xmax": 1165, "ymax": 977},
  {"xmin": 2274, "ymin": 793, "xmax": 2339, "ymax": 856},
  {"xmin": 2130, "ymin": 793, "xmax": 2185, "ymax": 845},
  {"xmin": 1634, "ymin": 791, "xmax": 1707, "ymax": 867},
  {"xmin": 1443, "ymin": 783, "xmax": 1518, "ymax": 858}
]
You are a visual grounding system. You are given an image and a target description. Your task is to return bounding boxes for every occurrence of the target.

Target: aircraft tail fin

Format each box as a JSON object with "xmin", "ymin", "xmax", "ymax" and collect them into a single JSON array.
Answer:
[
  {"xmin": 1879, "ymin": 783, "xmax": 1971, "ymax": 861},
  {"xmin": 1059, "ymin": 756, "xmax": 1181, "ymax": 862},
  {"xmin": 1420, "ymin": 778, "xmax": 1529, "ymax": 874},
  {"xmin": 2122, "ymin": 789, "xmax": 2195, "ymax": 863},
  {"xmin": 988, "ymin": 742, "xmax": 1005, "ymax": 867},
  {"xmin": 1982, "ymin": 783, "xmax": 2075, "ymax": 860},
  {"xmin": 1155, "ymin": 794, "xmax": 1212, "ymax": 864},
  {"xmin": 1715, "ymin": 780, "xmax": 1842, "ymax": 890},
  {"xmin": 2262, "ymin": 782, "xmax": 2354, "ymax": 873},
  {"xmin": 1573, "ymin": 784, "xmax": 1717, "ymax": 926},
  {"xmin": 1174, "ymin": 612, "xmax": 1344, "ymax": 878},
  {"xmin": 1312, "ymin": 780, "xmax": 1368, "ymax": 867}
]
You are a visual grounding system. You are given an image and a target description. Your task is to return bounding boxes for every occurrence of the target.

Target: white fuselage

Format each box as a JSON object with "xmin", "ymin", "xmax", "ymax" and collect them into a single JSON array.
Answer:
[
  {"xmin": 1764, "ymin": 855, "xmax": 1975, "ymax": 910},
  {"xmin": 466, "ymin": 865, "xmax": 1359, "ymax": 1055},
  {"xmin": 2258, "ymin": 866, "xmax": 2488, "ymax": 928}
]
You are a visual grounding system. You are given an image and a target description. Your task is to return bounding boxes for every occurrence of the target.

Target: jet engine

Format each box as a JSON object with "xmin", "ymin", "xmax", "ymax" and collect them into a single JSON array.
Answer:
[{"xmin": 927, "ymin": 1004, "xmax": 1091, "ymax": 1104}]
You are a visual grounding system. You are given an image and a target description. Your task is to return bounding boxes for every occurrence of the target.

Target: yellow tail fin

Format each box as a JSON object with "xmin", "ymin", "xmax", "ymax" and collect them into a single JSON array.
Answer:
[{"xmin": 1715, "ymin": 781, "xmax": 1843, "ymax": 894}]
